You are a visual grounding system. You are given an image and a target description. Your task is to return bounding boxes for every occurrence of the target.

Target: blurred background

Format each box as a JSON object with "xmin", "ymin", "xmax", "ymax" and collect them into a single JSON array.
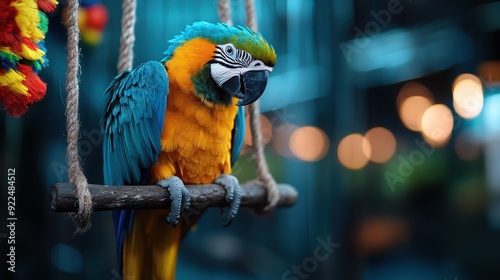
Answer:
[{"xmin": 2, "ymin": 0, "xmax": 500, "ymax": 279}]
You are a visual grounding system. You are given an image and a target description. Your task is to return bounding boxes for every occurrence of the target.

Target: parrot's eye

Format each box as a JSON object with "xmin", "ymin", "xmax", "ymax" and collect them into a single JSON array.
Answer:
[{"xmin": 225, "ymin": 46, "xmax": 234, "ymax": 54}]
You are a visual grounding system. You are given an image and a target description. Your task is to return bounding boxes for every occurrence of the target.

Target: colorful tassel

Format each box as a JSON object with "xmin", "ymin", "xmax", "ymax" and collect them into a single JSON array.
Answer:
[
  {"xmin": 0, "ymin": 0, "xmax": 57, "ymax": 117},
  {"xmin": 37, "ymin": 0, "xmax": 58, "ymax": 13}
]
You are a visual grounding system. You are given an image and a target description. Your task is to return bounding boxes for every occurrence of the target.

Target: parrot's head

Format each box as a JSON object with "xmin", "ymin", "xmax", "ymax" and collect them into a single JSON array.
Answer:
[{"xmin": 162, "ymin": 21, "xmax": 276, "ymax": 106}]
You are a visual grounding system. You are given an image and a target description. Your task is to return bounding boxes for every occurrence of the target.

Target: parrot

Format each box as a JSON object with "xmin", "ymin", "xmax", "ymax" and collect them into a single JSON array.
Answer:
[{"xmin": 101, "ymin": 21, "xmax": 276, "ymax": 279}]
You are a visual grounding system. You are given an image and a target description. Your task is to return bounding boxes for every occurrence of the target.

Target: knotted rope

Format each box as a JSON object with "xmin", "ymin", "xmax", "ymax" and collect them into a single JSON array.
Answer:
[
  {"xmin": 65, "ymin": 0, "xmax": 137, "ymax": 233},
  {"xmin": 66, "ymin": 0, "xmax": 92, "ymax": 233},
  {"xmin": 218, "ymin": 0, "xmax": 280, "ymax": 212}
]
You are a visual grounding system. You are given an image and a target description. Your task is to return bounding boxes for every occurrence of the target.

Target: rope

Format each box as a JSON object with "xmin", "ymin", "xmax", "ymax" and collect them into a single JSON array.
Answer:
[
  {"xmin": 244, "ymin": 0, "xmax": 258, "ymax": 32},
  {"xmin": 218, "ymin": 0, "xmax": 279, "ymax": 211},
  {"xmin": 244, "ymin": 0, "xmax": 279, "ymax": 212},
  {"xmin": 66, "ymin": 0, "xmax": 92, "ymax": 233},
  {"xmin": 217, "ymin": 0, "xmax": 233, "ymax": 26},
  {"xmin": 63, "ymin": 0, "xmax": 136, "ymax": 233},
  {"xmin": 118, "ymin": 0, "xmax": 137, "ymax": 73}
]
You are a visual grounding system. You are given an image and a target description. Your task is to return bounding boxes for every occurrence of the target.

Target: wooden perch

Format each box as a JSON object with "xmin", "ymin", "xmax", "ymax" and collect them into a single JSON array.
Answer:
[{"xmin": 51, "ymin": 183, "xmax": 298, "ymax": 212}]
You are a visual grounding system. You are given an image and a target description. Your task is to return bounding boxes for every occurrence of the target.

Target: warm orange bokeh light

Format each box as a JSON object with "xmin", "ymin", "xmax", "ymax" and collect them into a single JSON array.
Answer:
[
  {"xmin": 354, "ymin": 217, "xmax": 409, "ymax": 257},
  {"xmin": 289, "ymin": 126, "xmax": 329, "ymax": 162},
  {"xmin": 452, "ymin": 74, "xmax": 483, "ymax": 119},
  {"xmin": 421, "ymin": 104, "xmax": 454, "ymax": 147},
  {"xmin": 396, "ymin": 82, "xmax": 434, "ymax": 111},
  {"xmin": 478, "ymin": 62, "xmax": 500, "ymax": 83},
  {"xmin": 399, "ymin": 96, "xmax": 433, "ymax": 131},
  {"xmin": 364, "ymin": 127, "xmax": 397, "ymax": 163},
  {"xmin": 337, "ymin": 134, "xmax": 371, "ymax": 170},
  {"xmin": 452, "ymin": 73, "xmax": 481, "ymax": 89},
  {"xmin": 244, "ymin": 114, "xmax": 272, "ymax": 146}
]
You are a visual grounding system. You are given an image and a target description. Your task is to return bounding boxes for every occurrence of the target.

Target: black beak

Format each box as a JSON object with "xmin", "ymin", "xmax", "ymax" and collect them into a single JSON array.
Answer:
[{"xmin": 221, "ymin": 71, "xmax": 269, "ymax": 106}]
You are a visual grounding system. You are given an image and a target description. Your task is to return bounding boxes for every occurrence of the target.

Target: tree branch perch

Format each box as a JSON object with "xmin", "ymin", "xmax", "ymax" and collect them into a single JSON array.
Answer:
[{"xmin": 50, "ymin": 183, "xmax": 298, "ymax": 212}]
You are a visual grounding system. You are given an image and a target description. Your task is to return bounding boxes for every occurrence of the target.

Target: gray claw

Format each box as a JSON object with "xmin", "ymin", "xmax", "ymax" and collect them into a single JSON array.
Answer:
[
  {"xmin": 157, "ymin": 176, "xmax": 190, "ymax": 226},
  {"xmin": 214, "ymin": 174, "xmax": 242, "ymax": 226}
]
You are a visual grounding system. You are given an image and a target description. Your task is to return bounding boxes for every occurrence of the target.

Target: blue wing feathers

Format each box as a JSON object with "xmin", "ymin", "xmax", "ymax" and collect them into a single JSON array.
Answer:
[
  {"xmin": 102, "ymin": 59, "xmax": 245, "ymax": 272},
  {"xmin": 101, "ymin": 61, "xmax": 168, "ymax": 272},
  {"xmin": 102, "ymin": 61, "xmax": 168, "ymax": 186},
  {"xmin": 230, "ymin": 106, "xmax": 245, "ymax": 165}
]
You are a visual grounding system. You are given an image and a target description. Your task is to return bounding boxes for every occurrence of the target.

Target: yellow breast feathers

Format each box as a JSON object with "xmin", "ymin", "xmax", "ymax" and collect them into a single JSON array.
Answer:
[{"xmin": 148, "ymin": 38, "xmax": 239, "ymax": 184}]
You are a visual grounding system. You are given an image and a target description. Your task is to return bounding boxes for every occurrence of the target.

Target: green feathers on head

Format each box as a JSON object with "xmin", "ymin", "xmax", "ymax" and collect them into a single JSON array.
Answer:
[{"xmin": 161, "ymin": 21, "xmax": 277, "ymax": 67}]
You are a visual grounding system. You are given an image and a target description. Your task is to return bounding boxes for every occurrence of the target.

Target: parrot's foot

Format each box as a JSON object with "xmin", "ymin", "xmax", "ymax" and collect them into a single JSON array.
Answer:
[
  {"xmin": 214, "ymin": 174, "xmax": 242, "ymax": 227},
  {"xmin": 157, "ymin": 176, "xmax": 190, "ymax": 226}
]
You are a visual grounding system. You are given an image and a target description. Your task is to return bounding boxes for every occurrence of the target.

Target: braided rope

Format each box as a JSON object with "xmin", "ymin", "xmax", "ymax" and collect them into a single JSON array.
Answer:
[
  {"xmin": 244, "ymin": 0, "xmax": 279, "ymax": 212},
  {"xmin": 64, "ymin": 0, "xmax": 137, "ymax": 233},
  {"xmin": 218, "ymin": 0, "xmax": 279, "ymax": 211},
  {"xmin": 244, "ymin": 0, "xmax": 258, "ymax": 32},
  {"xmin": 66, "ymin": 0, "xmax": 92, "ymax": 233},
  {"xmin": 118, "ymin": 0, "xmax": 137, "ymax": 73},
  {"xmin": 217, "ymin": 0, "xmax": 233, "ymax": 26}
]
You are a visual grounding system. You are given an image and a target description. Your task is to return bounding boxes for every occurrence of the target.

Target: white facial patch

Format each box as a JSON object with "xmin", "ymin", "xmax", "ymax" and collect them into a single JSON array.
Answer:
[{"xmin": 210, "ymin": 43, "xmax": 274, "ymax": 88}]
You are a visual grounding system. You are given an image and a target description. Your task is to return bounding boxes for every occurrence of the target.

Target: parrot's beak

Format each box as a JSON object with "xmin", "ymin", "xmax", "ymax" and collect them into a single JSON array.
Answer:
[{"xmin": 222, "ymin": 71, "xmax": 269, "ymax": 106}]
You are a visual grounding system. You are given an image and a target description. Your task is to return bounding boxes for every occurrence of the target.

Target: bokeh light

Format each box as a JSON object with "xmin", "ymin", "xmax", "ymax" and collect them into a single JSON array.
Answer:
[
  {"xmin": 396, "ymin": 82, "xmax": 434, "ymax": 112},
  {"xmin": 364, "ymin": 127, "xmax": 397, "ymax": 163},
  {"xmin": 421, "ymin": 104, "xmax": 454, "ymax": 147},
  {"xmin": 452, "ymin": 73, "xmax": 481, "ymax": 89},
  {"xmin": 244, "ymin": 114, "xmax": 272, "ymax": 146},
  {"xmin": 399, "ymin": 96, "xmax": 433, "ymax": 131},
  {"xmin": 478, "ymin": 61, "xmax": 500, "ymax": 83},
  {"xmin": 337, "ymin": 134, "xmax": 371, "ymax": 170},
  {"xmin": 289, "ymin": 126, "xmax": 329, "ymax": 162},
  {"xmin": 453, "ymin": 73, "xmax": 483, "ymax": 119},
  {"xmin": 482, "ymin": 94, "xmax": 500, "ymax": 135},
  {"xmin": 272, "ymin": 124, "xmax": 298, "ymax": 158}
]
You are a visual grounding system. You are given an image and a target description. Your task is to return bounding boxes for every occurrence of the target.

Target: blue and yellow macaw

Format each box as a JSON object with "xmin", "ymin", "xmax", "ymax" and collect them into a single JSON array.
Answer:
[{"xmin": 101, "ymin": 22, "xmax": 276, "ymax": 279}]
